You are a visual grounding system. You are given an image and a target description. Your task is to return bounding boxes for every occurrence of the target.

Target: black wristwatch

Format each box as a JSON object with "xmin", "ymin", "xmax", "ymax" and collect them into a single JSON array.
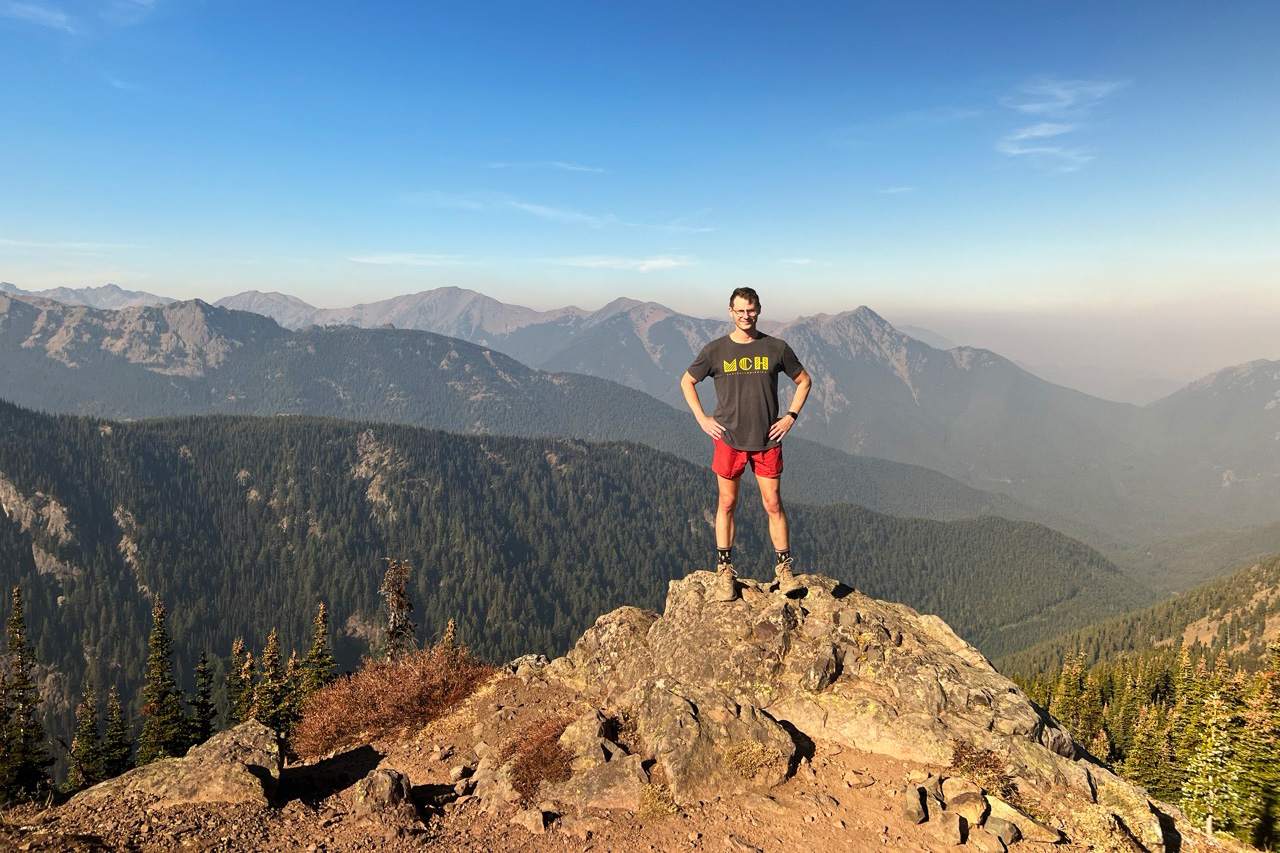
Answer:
[{"xmin": 785, "ymin": 411, "xmax": 799, "ymax": 420}]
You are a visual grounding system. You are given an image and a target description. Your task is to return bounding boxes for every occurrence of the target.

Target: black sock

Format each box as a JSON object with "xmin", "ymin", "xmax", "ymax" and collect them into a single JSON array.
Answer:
[
  {"xmin": 717, "ymin": 548, "xmax": 732, "ymax": 565},
  {"xmin": 775, "ymin": 549, "xmax": 791, "ymax": 564}
]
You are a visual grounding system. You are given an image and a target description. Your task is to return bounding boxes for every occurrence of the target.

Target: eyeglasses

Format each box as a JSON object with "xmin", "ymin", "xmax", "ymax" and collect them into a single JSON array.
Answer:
[{"xmin": 731, "ymin": 308, "xmax": 759, "ymax": 317}]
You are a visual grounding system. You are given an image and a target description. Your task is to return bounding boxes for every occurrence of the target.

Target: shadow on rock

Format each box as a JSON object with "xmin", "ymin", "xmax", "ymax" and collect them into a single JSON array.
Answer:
[{"xmin": 279, "ymin": 745, "xmax": 384, "ymax": 805}]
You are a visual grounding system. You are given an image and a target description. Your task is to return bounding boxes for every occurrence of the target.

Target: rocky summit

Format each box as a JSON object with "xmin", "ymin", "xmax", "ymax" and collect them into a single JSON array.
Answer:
[{"xmin": 3, "ymin": 571, "xmax": 1231, "ymax": 852}]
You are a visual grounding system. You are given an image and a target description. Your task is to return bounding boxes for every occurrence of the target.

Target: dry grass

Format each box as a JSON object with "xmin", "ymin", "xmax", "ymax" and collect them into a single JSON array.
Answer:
[
  {"xmin": 724, "ymin": 741, "xmax": 786, "ymax": 781},
  {"xmin": 949, "ymin": 739, "xmax": 1020, "ymax": 804},
  {"xmin": 293, "ymin": 643, "xmax": 494, "ymax": 758},
  {"xmin": 499, "ymin": 715, "xmax": 574, "ymax": 806},
  {"xmin": 639, "ymin": 783, "xmax": 679, "ymax": 818}
]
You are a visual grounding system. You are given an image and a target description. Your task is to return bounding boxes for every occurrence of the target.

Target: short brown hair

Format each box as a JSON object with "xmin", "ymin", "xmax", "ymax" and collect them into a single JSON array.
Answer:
[{"xmin": 729, "ymin": 287, "xmax": 760, "ymax": 309}]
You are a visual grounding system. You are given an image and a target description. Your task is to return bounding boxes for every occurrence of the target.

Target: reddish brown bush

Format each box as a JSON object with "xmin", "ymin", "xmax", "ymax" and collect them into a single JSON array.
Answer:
[
  {"xmin": 500, "ymin": 715, "xmax": 574, "ymax": 805},
  {"xmin": 292, "ymin": 643, "xmax": 494, "ymax": 758}
]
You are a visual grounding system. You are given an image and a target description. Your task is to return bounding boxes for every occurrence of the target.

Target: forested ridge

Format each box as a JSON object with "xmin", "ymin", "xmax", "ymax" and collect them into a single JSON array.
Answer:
[
  {"xmin": 0, "ymin": 399, "xmax": 1150, "ymax": 770},
  {"xmin": 998, "ymin": 554, "xmax": 1280, "ymax": 846},
  {"xmin": 999, "ymin": 553, "xmax": 1280, "ymax": 677}
]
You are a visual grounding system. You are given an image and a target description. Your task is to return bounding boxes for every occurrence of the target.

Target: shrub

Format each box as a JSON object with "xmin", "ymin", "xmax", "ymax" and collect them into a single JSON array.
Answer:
[
  {"xmin": 949, "ymin": 739, "xmax": 1019, "ymax": 804},
  {"xmin": 292, "ymin": 642, "xmax": 494, "ymax": 758},
  {"xmin": 499, "ymin": 715, "xmax": 573, "ymax": 806}
]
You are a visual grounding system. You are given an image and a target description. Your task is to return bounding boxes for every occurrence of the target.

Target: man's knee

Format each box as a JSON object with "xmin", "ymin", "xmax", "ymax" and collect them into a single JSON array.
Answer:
[
  {"xmin": 718, "ymin": 492, "xmax": 738, "ymax": 513},
  {"xmin": 760, "ymin": 495, "xmax": 784, "ymax": 516}
]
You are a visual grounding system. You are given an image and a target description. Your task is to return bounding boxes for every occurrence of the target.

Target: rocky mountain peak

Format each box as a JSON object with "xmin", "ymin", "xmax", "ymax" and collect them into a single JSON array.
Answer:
[{"xmin": 27, "ymin": 570, "xmax": 1211, "ymax": 852}]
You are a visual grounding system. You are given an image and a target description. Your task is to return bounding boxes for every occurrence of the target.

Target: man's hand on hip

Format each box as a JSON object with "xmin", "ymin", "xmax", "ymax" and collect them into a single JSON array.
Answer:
[
  {"xmin": 768, "ymin": 416, "xmax": 795, "ymax": 441},
  {"xmin": 699, "ymin": 416, "xmax": 725, "ymax": 440}
]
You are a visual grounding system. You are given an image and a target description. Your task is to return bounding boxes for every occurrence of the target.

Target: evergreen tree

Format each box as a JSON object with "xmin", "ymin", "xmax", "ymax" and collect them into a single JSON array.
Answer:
[
  {"xmin": 251, "ymin": 629, "xmax": 290, "ymax": 734},
  {"xmin": 66, "ymin": 680, "xmax": 104, "ymax": 793},
  {"xmin": 1183, "ymin": 692, "xmax": 1247, "ymax": 836},
  {"xmin": 380, "ymin": 558, "xmax": 417, "ymax": 659},
  {"xmin": 225, "ymin": 638, "xmax": 250, "ymax": 727},
  {"xmin": 188, "ymin": 652, "xmax": 216, "ymax": 746},
  {"xmin": 136, "ymin": 598, "xmax": 188, "ymax": 765},
  {"xmin": 0, "ymin": 587, "xmax": 52, "ymax": 803},
  {"xmin": 300, "ymin": 603, "xmax": 337, "ymax": 698},
  {"xmin": 101, "ymin": 687, "xmax": 133, "ymax": 779}
]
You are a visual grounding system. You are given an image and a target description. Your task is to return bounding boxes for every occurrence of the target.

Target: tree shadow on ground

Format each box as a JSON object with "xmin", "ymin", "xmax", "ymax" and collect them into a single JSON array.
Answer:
[{"xmin": 277, "ymin": 745, "xmax": 384, "ymax": 806}]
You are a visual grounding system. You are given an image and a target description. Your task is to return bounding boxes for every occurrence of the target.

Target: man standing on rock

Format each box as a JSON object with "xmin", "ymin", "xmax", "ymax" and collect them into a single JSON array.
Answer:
[{"xmin": 680, "ymin": 287, "xmax": 812, "ymax": 601}]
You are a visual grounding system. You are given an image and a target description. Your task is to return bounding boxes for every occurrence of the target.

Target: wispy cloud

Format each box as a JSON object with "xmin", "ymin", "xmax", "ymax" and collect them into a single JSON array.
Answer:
[
  {"xmin": 0, "ymin": 237, "xmax": 135, "ymax": 253},
  {"xmin": 875, "ymin": 186, "xmax": 916, "ymax": 195},
  {"xmin": 349, "ymin": 253, "xmax": 475, "ymax": 267},
  {"xmin": 488, "ymin": 160, "xmax": 606, "ymax": 173},
  {"xmin": 2, "ymin": 1, "xmax": 76, "ymax": 32},
  {"xmin": 997, "ymin": 76, "xmax": 1126, "ymax": 172},
  {"xmin": 101, "ymin": 0, "xmax": 160, "ymax": 26},
  {"xmin": 404, "ymin": 190, "xmax": 712, "ymax": 233},
  {"xmin": 545, "ymin": 255, "xmax": 693, "ymax": 273},
  {"xmin": 1001, "ymin": 78, "xmax": 1126, "ymax": 117},
  {"xmin": 505, "ymin": 200, "xmax": 616, "ymax": 229}
]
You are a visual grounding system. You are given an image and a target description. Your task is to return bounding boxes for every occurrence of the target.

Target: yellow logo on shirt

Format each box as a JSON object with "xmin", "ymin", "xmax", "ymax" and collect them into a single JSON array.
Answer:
[{"xmin": 723, "ymin": 356, "xmax": 769, "ymax": 373}]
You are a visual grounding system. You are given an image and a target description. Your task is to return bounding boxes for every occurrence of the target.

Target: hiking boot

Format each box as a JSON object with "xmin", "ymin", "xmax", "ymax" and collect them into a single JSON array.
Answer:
[
  {"xmin": 774, "ymin": 556, "xmax": 802, "ymax": 594},
  {"xmin": 713, "ymin": 562, "xmax": 739, "ymax": 601}
]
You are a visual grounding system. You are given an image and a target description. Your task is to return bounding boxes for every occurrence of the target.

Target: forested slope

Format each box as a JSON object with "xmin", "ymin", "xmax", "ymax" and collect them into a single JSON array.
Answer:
[
  {"xmin": 999, "ymin": 553, "xmax": 1280, "ymax": 677},
  {"xmin": 0, "ymin": 400, "xmax": 1150, "ymax": 742}
]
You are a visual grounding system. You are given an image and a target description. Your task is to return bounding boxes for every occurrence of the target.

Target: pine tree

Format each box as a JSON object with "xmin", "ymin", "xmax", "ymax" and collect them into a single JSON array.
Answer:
[
  {"xmin": 1183, "ymin": 692, "xmax": 1247, "ymax": 836},
  {"xmin": 300, "ymin": 603, "xmax": 337, "ymax": 698},
  {"xmin": 251, "ymin": 629, "xmax": 290, "ymax": 734},
  {"xmin": 0, "ymin": 587, "xmax": 52, "ymax": 803},
  {"xmin": 380, "ymin": 558, "xmax": 417, "ymax": 659},
  {"xmin": 136, "ymin": 598, "xmax": 188, "ymax": 765},
  {"xmin": 188, "ymin": 652, "xmax": 216, "ymax": 746},
  {"xmin": 225, "ymin": 638, "xmax": 251, "ymax": 727},
  {"xmin": 66, "ymin": 680, "xmax": 104, "ymax": 793},
  {"xmin": 101, "ymin": 687, "xmax": 133, "ymax": 779}
]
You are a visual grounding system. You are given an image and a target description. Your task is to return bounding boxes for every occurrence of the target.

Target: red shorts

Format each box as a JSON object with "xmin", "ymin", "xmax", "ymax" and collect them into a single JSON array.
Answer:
[{"xmin": 713, "ymin": 438, "xmax": 783, "ymax": 479}]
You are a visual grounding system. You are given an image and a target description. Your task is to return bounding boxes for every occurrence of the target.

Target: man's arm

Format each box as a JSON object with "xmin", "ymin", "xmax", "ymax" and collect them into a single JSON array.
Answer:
[
  {"xmin": 680, "ymin": 371, "xmax": 724, "ymax": 440},
  {"xmin": 768, "ymin": 368, "xmax": 812, "ymax": 441}
]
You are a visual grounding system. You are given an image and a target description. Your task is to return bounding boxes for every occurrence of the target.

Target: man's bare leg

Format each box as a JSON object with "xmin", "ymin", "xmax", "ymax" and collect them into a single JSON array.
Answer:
[
  {"xmin": 757, "ymin": 474, "xmax": 801, "ymax": 592},
  {"xmin": 716, "ymin": 474, "xmax": 740, "ymax": 550},
  {"xmin": 755, "ymin": 474, "xmax": 788, "ymax": 550},
  {"xmin": 713, "ymin": 474, "xmax": 741, "ymax": 600}
]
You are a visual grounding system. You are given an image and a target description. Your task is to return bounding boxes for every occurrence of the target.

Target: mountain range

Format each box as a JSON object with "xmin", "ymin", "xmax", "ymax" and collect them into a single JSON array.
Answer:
[
  {"xmin": 0, "ymin": 291, "xmax": 1028, "ymax": 524},
  {"xmin": 6, "ymin": 285, "xmax": 1280, "ymax": 586},
  {"xmin": 209, "ymin": 287, "xmax": 1280, "ymax": 549}
]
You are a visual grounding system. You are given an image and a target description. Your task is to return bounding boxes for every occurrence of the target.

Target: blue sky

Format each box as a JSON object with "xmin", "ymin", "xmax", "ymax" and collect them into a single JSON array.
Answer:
[{"xmin": 2, "ymin": 1, "xmax": 1278, "ymax": 380}]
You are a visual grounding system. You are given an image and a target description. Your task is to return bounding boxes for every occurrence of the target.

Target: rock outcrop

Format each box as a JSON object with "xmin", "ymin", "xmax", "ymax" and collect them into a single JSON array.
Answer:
[
  {"xmin": 531, "ymin": 570, "xmax": 1182, "ymax": 850},
  {"xmin": 71, "ymin": 721, "xmax": 280, "ymax": 809}
]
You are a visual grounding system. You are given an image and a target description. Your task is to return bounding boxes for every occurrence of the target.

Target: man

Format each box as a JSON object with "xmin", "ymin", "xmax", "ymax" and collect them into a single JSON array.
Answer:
[{"xmin": 680, "ymin": 287, "xmax": 812, "ymax": 601}]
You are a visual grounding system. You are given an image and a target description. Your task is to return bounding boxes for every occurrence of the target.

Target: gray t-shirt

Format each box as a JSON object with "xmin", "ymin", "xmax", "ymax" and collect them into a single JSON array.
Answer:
[{"xmin": 686, "ymin": 333, "xmax": 804, "ymax": 451}]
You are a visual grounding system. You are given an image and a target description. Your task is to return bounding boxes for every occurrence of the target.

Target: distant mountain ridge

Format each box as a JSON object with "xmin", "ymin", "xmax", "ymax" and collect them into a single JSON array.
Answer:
[
  {"xmin": 0, "ymin": 291, "xmax": 1027, "ymax": 523},
  {"xmin": 216, "ymin": 286, "xmax": 1280, "ymax": 547},
  {"xmin": 0, "ymin": 281, "xmax": 173, "ymax": 309}
]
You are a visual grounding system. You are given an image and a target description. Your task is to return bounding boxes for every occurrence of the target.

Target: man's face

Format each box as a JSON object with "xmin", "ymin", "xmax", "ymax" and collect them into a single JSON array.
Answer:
[{"xmin": 729, "ymin": 296, "xmax": 760, "ymax": 333}]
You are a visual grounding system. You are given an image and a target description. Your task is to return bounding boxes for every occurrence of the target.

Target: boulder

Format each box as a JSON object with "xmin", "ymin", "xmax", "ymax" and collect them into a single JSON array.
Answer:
[
  {"xmin": 545, "ymin": 753, "xmax": 649, "ymax": 812},
  {"xmin": 620, "ymin": 677, "xmax": 794, "ymax": 805},
  {"xmin": 986, "ymin": 796, "xmax": 1062, "ymax": 844},
  {"xmin": 71, "ymin": 721, "xmax": 280, "ymax": 809},
  {"xmin": 947, "ymin": 791, "xmax": 989, "ymax": 826},
  {"xmin": 902, "ymin": 786, "xmax": 928, "ymax": 824},
  {"xmin": 351, "ymin": 768, "xmax": 413, "ymax": 820}
]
